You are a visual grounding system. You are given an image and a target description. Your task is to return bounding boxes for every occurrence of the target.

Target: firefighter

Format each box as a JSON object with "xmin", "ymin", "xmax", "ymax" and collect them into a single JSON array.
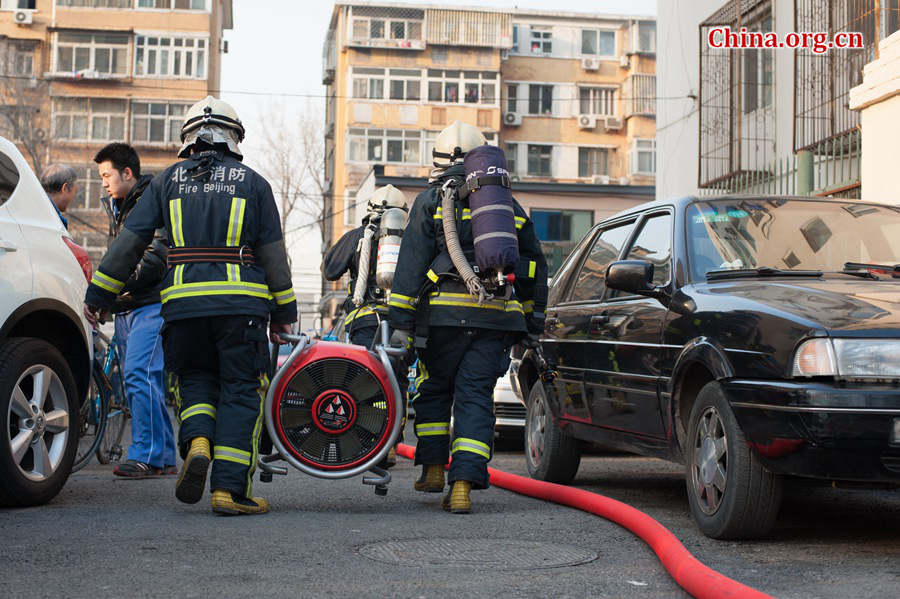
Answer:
[
  {"xmin": 323, "ymin": 184, "xmax": 409, "ymax": 467},
  {"xmin": 388, "ymin": 121, "xmax": 548, "ymax": 513},
  {"xmin": 84, "ymin": 96, "xmax": 297, "ymax": 516}
]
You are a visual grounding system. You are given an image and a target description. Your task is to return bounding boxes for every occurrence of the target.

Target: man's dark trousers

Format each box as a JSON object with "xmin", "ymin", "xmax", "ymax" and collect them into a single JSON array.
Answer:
[
  {"xmin": 164, "ymin": 315, "xmax": 270, "ymax": 497},
  {"xmin": 413, "ymin": 326, "xmax": 510, "ymax": 489}
]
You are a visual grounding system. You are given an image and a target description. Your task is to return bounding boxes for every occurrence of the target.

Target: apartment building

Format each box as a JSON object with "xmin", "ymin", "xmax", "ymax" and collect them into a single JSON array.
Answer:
[
  {"xmin": 0, "ymin": 0, "xmax": 232, "ymax": 262},
  {"xmin": 321, "ymin": 2, "xmax": 656, "ymax": 322}
]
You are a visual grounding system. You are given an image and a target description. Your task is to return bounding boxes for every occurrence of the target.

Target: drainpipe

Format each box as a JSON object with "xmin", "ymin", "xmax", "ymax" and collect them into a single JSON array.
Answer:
[{"xmin": 797, "ymin": 150, "xmax": 814, "ymax": 195}]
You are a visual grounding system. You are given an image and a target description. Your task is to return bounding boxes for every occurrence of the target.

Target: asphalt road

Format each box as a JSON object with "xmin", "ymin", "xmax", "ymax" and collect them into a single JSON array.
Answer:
[{"xmin": 2, "ymin": 434, "xmax": 898, "ymax": 599}]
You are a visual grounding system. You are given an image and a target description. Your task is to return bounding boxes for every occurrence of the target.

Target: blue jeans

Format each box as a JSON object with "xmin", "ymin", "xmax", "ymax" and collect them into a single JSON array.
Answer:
[{"xmin": 115, "ymin": 303, "xmax": 175, "ymax": 468}]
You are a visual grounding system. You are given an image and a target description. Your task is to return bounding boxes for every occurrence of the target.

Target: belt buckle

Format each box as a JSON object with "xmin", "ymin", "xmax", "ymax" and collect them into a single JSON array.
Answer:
[{"xmin": 238, "ymin": 245, "xmax": 252, "ymax": 267}]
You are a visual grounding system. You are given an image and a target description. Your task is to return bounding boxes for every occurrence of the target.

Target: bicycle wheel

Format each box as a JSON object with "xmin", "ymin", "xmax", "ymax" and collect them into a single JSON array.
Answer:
[
  {"xmin": 97, "ymin": 360, "xmax": 128, "ymax": 464},
  {"xmin": 72, "ymin": 366, "xmax": 108, "ymax": 472}
]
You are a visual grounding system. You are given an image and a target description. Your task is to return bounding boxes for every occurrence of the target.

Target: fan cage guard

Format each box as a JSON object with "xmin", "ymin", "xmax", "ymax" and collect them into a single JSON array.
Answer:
[{"xmin": 271, "ymin": 354, "xmax": 396, "ymax": 472}]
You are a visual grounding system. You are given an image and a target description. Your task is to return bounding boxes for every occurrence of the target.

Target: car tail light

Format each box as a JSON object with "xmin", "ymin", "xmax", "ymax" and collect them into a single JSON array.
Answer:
[{"xmin": 62, "ymin": 236, "xmax": 92, "ymax": 283}]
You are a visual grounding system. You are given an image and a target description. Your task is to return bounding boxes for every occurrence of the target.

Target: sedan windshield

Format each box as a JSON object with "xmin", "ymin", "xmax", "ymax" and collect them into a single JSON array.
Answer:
[{"xmin": 686, "ymin": 199, "xmax": 900, "ymax": 281}]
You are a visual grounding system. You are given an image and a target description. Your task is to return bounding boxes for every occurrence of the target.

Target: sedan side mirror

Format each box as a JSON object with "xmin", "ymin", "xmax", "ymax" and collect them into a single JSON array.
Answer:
[{"xmin": 606, "ymin": 260, "xmax": 668, "ymax": 300}]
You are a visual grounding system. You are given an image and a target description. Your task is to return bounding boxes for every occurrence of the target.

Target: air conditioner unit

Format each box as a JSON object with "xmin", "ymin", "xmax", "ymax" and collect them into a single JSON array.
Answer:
[
  {"xmin": 581, "ymin": 57, "xmax": 599, "ymax": 71},
  {"xmin": 619, "ymin": 54, "xmax": 630, "ymax": 68},
  {"xmin": 500, "ymin": 49, "xmax": 509, "ymax": 61},
  {"xmin": 591, "ymin": 174, "xmax": 610, "ymax": 185},
  {"xmin": 604, "ymin": 116, "xmax": 623, "ymax": 131},
  {"xmin": 503, "ymin": 112, "xmax": 522, "ymax": 126},
  {"xmin": 13, "ymin": 9, "xmax": 34, "ymax": 26},
  {"xmin": 577, "ymin": 114, "xmax": 596, "ymax": 130}
]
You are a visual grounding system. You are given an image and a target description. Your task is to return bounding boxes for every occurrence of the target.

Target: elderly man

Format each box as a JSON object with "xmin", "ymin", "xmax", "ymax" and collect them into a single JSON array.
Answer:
[{"xmin": 40, "ymin": 164, "xmax": 78, "ymax": 229}]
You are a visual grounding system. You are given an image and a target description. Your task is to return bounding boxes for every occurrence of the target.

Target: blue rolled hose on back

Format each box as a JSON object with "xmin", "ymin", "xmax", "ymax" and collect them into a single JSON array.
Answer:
[{"xmin": 462, "ymin": 145, "xmax": 520, "ymax": 274}]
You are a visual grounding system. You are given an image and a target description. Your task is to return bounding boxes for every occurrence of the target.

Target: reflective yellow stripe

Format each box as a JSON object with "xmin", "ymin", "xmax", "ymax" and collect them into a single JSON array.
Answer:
[
  {"xmin": 90, "ymin": 271, "xmax": 124, "ymax": 294},
  {"xmin": 528, "ymin": 260, "xmax": 536, "ymax": 278},
  {"xmin": 214, "ymin": 445, "xmax": 251, "ymax": 466},
  {"xmin": 426, "ymin": 269, "xmax": 439, "ymax": 283},
  {"xmin": 180, "ymin": 403, "xmax": 216, "ymax": 421},
  {"xmin": 226, "ymin": 197, "xmax": 246, "ymax": 246},
  {"xmin": 434, "ymin": 207, "xmax": 471, "ymax": 220},
  {"xmin": 272, "ymin": 287, "xmax": 295, "ymax": 305},
  {"xmin": 160, "ymin": 281, "xmax": 272, "ymax": 303},
  {"xmin": 452, "ymin": 437, "xmax": 491, "ymax": 459},
  {"xmin": 169, "ymin": 198, "xmax": 184, "ymax": 247},
  {"xmin": 388, "ymin": 292, "xmax": 416, "ymax": 311},
  {"xmin": 345, "ymin": 306, "xmax": 376, "ymax": 325},
  {"xmin": 415, "ymin": 421, "xmax": 450, "ymax": 437},
  {"xmin": 247, "ymin": 374, "xmax": 268, "ymax": 496},
  {"xmin": 175, "ymin": 264, "xmax": 184, "ymax": 286},
  {"xmin": 515, "ymin": 216, "xmax": 526, "ymax": 230},
  {"xmin": 428, "ymin": 292, "xmax": 523, "ymax": 314},
  {"xmin": 523, "ymin": 300, "xmax": 535, "ymax": 314}
]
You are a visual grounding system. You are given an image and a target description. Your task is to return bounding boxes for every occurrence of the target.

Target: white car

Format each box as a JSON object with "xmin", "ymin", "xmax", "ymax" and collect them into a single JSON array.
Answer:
[
  {"xmin": 0, "ymin": 137, "xmax": 92, "ymax": 507},
  {"xmin": 494, "ymin": 359, "xmax": 526, "ymax": 440}
]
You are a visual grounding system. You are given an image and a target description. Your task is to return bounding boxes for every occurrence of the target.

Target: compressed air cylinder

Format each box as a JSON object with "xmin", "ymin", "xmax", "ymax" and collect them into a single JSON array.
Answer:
[
  {"xmin": 463, "ymin": 144, "xmax": 520, "ymax": 274},
  {"xmin": 376, "ymin": 207, "xmax": 407, "ymax": 290}
]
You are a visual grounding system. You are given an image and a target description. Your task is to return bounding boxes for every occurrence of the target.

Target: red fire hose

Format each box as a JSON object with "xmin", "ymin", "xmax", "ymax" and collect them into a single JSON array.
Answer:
[{"xmin": 396, "ymin": 443, "xmax": 773, "ymax": 599}]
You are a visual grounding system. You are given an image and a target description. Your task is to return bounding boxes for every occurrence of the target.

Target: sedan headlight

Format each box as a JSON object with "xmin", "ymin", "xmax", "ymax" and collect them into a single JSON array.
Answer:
[{"xmin": 793, "ymin": 338, "xmax": 900, "ymax": 379}]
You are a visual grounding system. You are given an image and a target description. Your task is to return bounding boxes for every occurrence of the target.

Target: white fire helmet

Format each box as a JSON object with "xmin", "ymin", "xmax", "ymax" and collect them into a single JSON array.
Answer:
[
  {"xmin": 431, "ymin": 121, "xmax": 486, "ymax": 170},
  {"xmin": 367, "ymin": 184, "xmax": 407, "ymax": 216},
  {"xmin": 179, "ymin": 96, "xmax": 246, "ymax": 159}
]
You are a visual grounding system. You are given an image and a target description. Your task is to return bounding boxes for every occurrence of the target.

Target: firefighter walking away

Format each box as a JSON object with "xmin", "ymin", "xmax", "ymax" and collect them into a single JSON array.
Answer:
[
  {"xmin": 84, "ymin": 96, "xmax": 297, "ymax": 515},
  {"xmin": 388, "ymin": 120, "xmax": 547, "ymax": 513}
]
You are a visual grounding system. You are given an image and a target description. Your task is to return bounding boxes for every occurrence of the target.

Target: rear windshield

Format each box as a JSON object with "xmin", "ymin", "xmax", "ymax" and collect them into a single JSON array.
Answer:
[{"xmin": 687, "ymin": 199, "xmax": 900, "ymax": 281}]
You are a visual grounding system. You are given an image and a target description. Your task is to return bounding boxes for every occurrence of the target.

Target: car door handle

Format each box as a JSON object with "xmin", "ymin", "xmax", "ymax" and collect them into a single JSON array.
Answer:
[
  {"xmin": 0, "ymin": 239, "xmax": 18, "ymax": 252},
  {"xmin": 590, "ymin": 315, "xmax": 609, "ymax": 325}
]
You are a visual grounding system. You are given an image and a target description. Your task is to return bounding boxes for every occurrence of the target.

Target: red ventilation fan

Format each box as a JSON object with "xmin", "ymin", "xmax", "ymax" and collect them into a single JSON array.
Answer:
[{"xmin": 261, "ymin": 323, "xmax": 405, "ymax": 495}]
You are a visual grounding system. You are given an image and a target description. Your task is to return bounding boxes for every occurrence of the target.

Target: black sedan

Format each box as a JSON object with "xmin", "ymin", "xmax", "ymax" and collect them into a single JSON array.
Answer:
[{"xmin": 517, "ymin": 196, "xmax": 900, "ymax": 539}]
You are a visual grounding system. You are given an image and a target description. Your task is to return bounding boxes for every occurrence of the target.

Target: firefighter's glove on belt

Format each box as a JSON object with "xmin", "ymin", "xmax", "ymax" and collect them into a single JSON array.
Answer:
[{"xmin": 389, "ymin": 329, "xmax": 414, "ymax": 353}]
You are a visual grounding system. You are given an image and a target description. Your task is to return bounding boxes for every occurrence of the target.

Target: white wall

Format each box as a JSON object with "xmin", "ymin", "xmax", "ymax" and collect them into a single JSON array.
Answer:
[{"xmin": 656, "ymin": 0, "xmax": 795, "ymax": 200}]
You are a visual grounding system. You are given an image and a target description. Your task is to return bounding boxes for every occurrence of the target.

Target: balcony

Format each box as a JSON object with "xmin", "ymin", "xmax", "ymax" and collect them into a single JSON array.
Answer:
[{"xmin": 45, "ymin": 70, "xmax": 130, "ymax": 82}]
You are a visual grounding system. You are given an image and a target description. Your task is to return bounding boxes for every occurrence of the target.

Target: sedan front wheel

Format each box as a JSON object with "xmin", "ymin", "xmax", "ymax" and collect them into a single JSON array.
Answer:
[
  {"xmin": 525, "ymin": 380, "xmax": 581, "ymax": 484},
  {"xmin": 685, "ymin": 381, "xmax": 782, "ymax": 539}
]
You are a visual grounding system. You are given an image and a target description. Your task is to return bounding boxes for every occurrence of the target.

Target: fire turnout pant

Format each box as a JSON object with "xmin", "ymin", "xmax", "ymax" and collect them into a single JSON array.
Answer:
[
  {"xmin": 163, "ymin": 315, "xmax": 270, "ymax": 498},
  {"xmin": 413, "ymin": 326, "xmax": 511, "ymax": 489}
]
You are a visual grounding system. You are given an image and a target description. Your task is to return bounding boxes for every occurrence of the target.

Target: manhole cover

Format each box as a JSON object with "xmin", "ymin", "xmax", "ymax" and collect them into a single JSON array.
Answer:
[{"xmin": 357, "ymin": 538, "xmax": 598, "ymax": 570}]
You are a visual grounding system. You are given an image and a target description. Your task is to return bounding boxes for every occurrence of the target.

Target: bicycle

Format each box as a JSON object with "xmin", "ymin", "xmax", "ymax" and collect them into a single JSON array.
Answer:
[{"xmin": 72, "ymin": 327, "xmax": 129, "ymax": 472}]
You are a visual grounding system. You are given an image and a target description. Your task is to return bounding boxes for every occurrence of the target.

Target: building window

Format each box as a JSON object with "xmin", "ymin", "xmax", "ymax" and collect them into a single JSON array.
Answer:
[
  {"xmin": 427, "ymin": 70, "xmax": 498, "ymax": 106},
  {"xmin": 633, "ymin": 139, "xmax": 656, "ymax": 175},
  {"xmin": 344, "ymin": 191, "xmax": 357, "ymax": 227},
  {"xmin": 511, "ymin": 24, "xmax": 519, "ymax": 52},
  {"xmin": 73, "ymin": 167, "xmax": 104, "ymax": 211},
  {"xmin": 131, "ymin": 101, "xmax": 191, "ymax": 145},
  {"xmin": 55, "ymin": 32, "xmax": 129, "ymax": 76},
  {"xmin": 11, "ymin": 42, "xmax": 34, "ymax": 76},
  {"xmin": 505, "ymin": 143, "xmax": 518, "ymax": 175},
  {"xmin": 56, "ymin": 1, "xmax": 133, "ymax": 7},
  {"xmin": 135, "ymin": 35, "xmax": 207, "ymax": 79},
  {"xmin": 625, "ymin": 74, "xmax": 656, "ymax": 116},
  {"xmin": 636, "ymin": 21, "xmax": 656, "ymax": 53},
  {"xmin": 531, "ymin": 209, "xmax": 593, "ymax": 243},
  {"xmin": 348, "ymin": 128, "xmax": 421, "ymax": 164},
  {"xmin": 579, "ymin": 87, "xmax": 615, "ymax": 116},
  {"xmin": 581, "ymin": 29, "xmax": 616, "ymax": 57},
  {"xmin": 136, "ymin": 0, "xmax": 208, "ymax": 9},
  {"xmin": 506, "ymin": 84, "xmax": 518, "ymax": 113},
  {"xmin": 527, "ymin": 144, "xmax": 552, "ymax": 176},
  {"xmin": 578, "ymin": 147, "xmax": 609, "ymax": 178},
  {"xmin": 53, "ymin": 97, "xmax": 126, "ymax": 141},
  {"xmin": 388, "ymin": 68, "xmax": 421, "ymax": 101},
  {"xmin": 350, "ymin": 16, "xmax": 423, "ymax": 43},
  {"xmin": 530, "ymin": 26, "xmax": 552, "ymax": 54},
  {"xmin": 528, "ymin": 85, "xmax": 553, "ymax": 115},
  {"xmin": 699, "ymin": 1, "xmax": 774, "ymax": 188}
]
